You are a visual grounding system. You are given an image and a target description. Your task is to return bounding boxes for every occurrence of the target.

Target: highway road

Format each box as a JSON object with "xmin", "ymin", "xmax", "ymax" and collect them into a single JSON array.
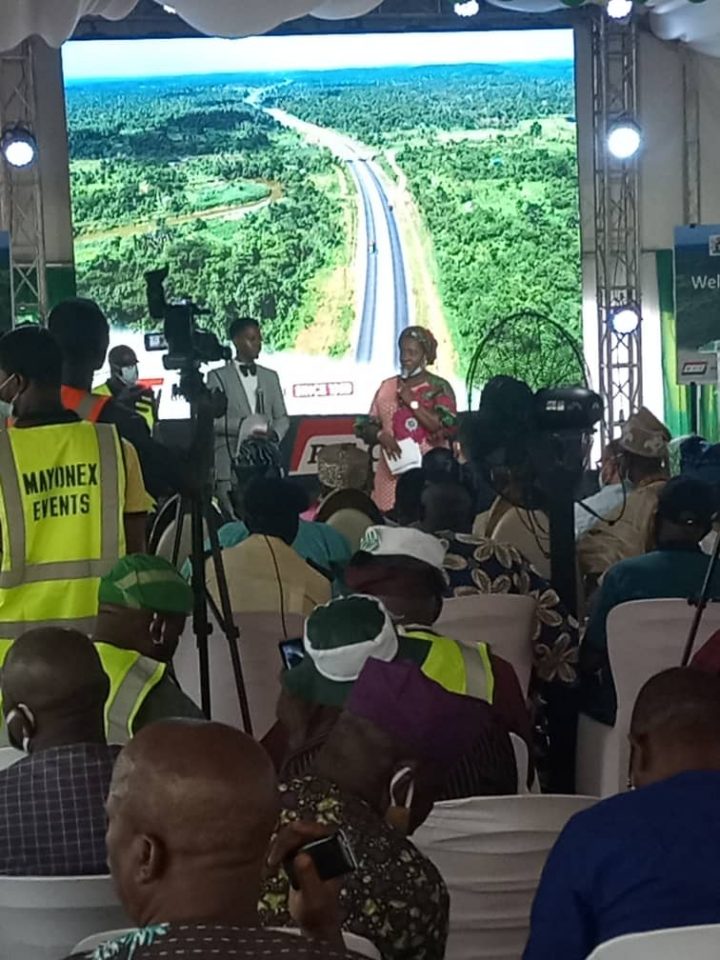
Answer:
[{"xmin": 263, "ymin": 106, "xmax": 410, "ymax": 375}]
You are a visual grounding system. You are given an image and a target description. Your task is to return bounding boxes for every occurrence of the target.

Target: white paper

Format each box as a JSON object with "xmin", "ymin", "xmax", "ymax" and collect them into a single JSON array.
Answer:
[{"xmin": 383, "ymin": 437, "xmax": 422, "ymax": 476}]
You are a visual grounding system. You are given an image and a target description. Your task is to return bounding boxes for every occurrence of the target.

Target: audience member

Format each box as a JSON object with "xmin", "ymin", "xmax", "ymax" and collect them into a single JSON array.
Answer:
[
  {"xmin": 575, "ymin": 439, "xmax": 626, "ymax": 538},
  {"xmin": 578, "ymin": 406, "xmax": 671, "ymax": 578},
  {"xmin": 314, "ymin": 486, "xmax": 384, "ymax": 554},
  {"xmin": 581, "ymin": 475, "xmax": 720, "ymax": 725},
  {"xmin": 345, "ymin": 528, "xmax": 532, "ymax": 750},
  {"xmin": 208, "ymin": 477, "xmax": 330, "ymax": 617},
  {"xmin": 261, "ymin": 658, "xmax": 464, "ymax": 960},
  {"xmin": 63, "ymin": 720, "xmax": 360, "ymax": 960},
  {"xmin": 48, "ymin": 297, "xmax": 182, "ymax": 498},
  {"xmin": 93, "ymin": 554, "xmax": 203, "ymax": 741},
  {"xmin": 385, "ymin": 467, "xmax": 427, "ymax": 526},
  {"xmin": 0, "ymin": 628, "xmax": 117, "ymax": 875},
  {"xmin": 315, "ymin": 443, "xmax": 372, "ymax": 504},
  {"xmin": 417, "ymin": 481, "xmax": 580, "ymax": 789},
  {"xmin": 525, "ymin": 668, "xmax": 720, "ymax": 959},
  {"xmin": 0, "ymin": 327, "xmax": 147, "ymax": 647},
  {"xmin": 275, "ymin": 594, "xmax": 518, "ymax": 796},
  {"xmin": 213, "ymin": 479, "xmax": 352, "ymax": 591}
]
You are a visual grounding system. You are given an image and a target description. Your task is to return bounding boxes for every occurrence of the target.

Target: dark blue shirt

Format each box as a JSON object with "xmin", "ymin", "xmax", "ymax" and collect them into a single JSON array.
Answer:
[{"xmin": 524, "ymin": 771, "xmax": 720, "ymax": 960}]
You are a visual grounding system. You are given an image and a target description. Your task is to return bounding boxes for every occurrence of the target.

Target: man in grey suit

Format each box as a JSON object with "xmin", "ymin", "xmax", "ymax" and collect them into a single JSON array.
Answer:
[{"xmin": 208, "ymin": 317, "xmax": 289, "ymax": 511}]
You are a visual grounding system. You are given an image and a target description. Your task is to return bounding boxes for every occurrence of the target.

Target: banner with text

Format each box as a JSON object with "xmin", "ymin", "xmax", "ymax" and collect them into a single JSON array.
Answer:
[{"xmin": 674, "ymin": 224, "xmax": 720, "ymax": 384}]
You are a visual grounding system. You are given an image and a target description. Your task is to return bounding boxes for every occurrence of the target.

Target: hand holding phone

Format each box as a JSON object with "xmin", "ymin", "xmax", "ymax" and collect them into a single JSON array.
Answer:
[{"xmin": 267, "ymin": 821, "xmax": 356, "ymax": 946}]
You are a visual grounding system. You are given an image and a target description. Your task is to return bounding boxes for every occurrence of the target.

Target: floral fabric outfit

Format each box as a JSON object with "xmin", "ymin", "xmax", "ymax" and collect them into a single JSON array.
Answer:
[
  {"xmin": 360, "ymin": 373, "xmax": 457, "ymax": 512},
  {"xmin": 260, "ymin": 775, "xmax": 449, "ymax": 960}
]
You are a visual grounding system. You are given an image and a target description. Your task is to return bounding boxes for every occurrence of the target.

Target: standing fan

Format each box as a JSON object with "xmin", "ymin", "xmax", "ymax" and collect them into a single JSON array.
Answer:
[{"xmin": 465, "ymin": 309, "xmax": 588, "ymax": 409}]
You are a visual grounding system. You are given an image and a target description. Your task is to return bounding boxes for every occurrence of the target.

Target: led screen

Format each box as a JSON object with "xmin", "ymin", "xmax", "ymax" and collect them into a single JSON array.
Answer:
[{"xmin": 62, "ymin": 30, "xmax": 581, "ymax": 416}]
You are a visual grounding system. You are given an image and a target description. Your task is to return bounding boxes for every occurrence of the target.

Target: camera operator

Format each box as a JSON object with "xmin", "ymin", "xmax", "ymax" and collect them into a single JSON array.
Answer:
[
  {"xmin": 208, "ymin": 318, "xmax": 289, "ymax": 513},
  {"xmin": 94, "ymin": 344, "xmax": 157, "ymax": 431},
  {"xmin": 48, "ymin": 298, "xmax": 186, "ymax": 500}
]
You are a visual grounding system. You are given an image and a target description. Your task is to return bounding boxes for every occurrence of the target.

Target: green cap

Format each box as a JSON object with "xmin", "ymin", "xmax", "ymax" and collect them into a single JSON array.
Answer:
[{"xmin": 98, "ymin": 554, "xmax": 193, "ymax": 616}]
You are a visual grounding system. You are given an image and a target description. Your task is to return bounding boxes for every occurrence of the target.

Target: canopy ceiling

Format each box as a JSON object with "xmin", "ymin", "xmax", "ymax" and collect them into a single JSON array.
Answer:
[{"xmin": 0, "ymin": 0, "xmax": 718, "ymax": 57}]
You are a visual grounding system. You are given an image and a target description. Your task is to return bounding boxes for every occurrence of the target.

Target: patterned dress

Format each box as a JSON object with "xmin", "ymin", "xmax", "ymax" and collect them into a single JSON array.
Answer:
[
  {"xmin": 260, "ymin": 776, "xmax": 449, "ymax": 960},
  {"xmin": 360, "ymin": 373, "xmax": 457, "ymax": 512}
]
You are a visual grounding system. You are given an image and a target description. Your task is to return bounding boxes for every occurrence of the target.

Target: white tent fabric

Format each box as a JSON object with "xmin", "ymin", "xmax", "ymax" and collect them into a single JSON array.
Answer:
[
  {"xmin": 0, "ymin": 0, "xmax": 383, "ymax": 52},
  {"xmin": 1, "ymin": 0, "xmax": 720, "ymax": 58},
  {"xmin": 482, "ymin": 0, "xmax": 720, "ymax": 58}
]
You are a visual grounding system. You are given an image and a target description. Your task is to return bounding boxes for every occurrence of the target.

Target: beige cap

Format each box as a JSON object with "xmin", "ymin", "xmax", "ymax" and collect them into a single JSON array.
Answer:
[
  {"xmin": 620, "ymin": 407, "xmax": 671, "ymax": 459},
  {"xmin": 317, "ymin": 443, "xmax": 370, "ymax": 492}
]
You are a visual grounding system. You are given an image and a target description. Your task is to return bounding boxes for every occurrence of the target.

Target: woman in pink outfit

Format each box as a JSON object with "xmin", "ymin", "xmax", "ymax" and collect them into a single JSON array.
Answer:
[{"xmin": 357, "ymin": 327, "xmax": 457, "ymax": 511}]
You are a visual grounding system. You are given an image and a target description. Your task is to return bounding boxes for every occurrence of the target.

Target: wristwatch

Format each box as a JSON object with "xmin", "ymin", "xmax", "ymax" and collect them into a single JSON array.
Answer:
[{"xmin": 410, "ymin": 400, "xmax": 420, "ymax": 411}]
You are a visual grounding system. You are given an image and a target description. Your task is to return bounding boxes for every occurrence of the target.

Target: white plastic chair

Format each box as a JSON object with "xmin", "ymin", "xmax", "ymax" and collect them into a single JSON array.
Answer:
[
  {"xmin": 0, "ymin": 875, "xmax": 128, "ymax": 960},
  {"xmin": 586, "ymin": 923, "xmax": 720, "ymax": 959},
  {"xmin": 173, "ymin": 610, "xmax": 304, "ymax": 738},
  {"xmin": 437, "ymin": 594, "xmax": 537, "ymax": 694},
  {"xmin": 576, "ymin": 599, "xmax": 720, "ymax": 797},
  {"xmin": 75, "ymin": 927, "xmax": 382, "ymax": 959},
  {"xmin": 413, "ymin": 794, "xmax": 595, "ymax": 960},
  {"xmin": 0, "ymin": 746, "xmax": 23, "ymax": 770}
]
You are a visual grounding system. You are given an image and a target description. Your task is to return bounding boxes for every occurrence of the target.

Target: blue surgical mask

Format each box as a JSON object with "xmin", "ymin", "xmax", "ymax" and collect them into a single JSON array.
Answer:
[{"xmin": 120, "ymin": 365, "xmax": 139, "ymax": 387}]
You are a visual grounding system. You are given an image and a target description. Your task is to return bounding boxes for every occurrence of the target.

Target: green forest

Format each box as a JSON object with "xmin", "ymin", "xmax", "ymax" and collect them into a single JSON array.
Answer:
[{"xmin": 66, "ymin": 57, "xmax": 582, "ymax": 376}]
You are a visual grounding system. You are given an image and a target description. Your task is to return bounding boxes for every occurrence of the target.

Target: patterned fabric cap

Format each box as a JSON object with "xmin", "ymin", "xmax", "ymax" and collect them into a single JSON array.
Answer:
[
  {"xmin": 317, "ymin": 443, "xmax": 370, "ymax": 492},
  {"xmin": 98, "ymin": 554, "xmax": 193, "ymax": 615},
  {"xmin": 620, "ymin": 406, "xmax": 671, "ymax": 459}
]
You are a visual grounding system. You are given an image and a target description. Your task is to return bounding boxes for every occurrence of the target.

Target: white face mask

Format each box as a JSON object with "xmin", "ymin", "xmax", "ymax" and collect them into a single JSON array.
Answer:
[
  {"xmin": 0, "ymin": 373, "xmax": 19, "ymax": 420},
  {"xmin": 401, "ymin": 366, "xmax": 424, "ymax": 381},
  {"xmin": 120, "ymin": 365, "xmax": 139, "ymax": 387}
]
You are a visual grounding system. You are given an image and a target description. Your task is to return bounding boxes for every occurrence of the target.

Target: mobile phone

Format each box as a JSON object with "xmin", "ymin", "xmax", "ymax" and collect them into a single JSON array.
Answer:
[
  {"xmin": 279, "ymin": 638, "xmax": 304, "ymax": 670},
  {"xmin": 284, "ymin": 830, "xmax": 358, "ymax": 890}
]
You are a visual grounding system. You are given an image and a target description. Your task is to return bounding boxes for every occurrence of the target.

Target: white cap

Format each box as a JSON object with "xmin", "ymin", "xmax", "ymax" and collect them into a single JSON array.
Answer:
[{"xmin": 359, "ymin": 525, "xmax": 446, "ymax": 570}]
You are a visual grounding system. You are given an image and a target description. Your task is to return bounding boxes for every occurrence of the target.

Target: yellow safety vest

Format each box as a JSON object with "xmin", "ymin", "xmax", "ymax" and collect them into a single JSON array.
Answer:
[
  {"xmin": 0, "ymin": 640, "xmax": 165, "ymax": 745},
  {"xmin": 403, "ymin": 628, "xmax": 496, "ymax": 704},
  {"xmin": 94, "ymin": 383, "xmax": 156, "ymax": 431},
  {"xmin": 94, "ymin": 642, "xmax": 166, "ymax": 743},
  {"xmin": 0, "ymin": 421, "xmax": 126, "ymax": 638}
]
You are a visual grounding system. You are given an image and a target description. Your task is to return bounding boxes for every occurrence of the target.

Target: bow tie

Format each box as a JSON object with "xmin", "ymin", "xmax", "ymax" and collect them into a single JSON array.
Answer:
[{"xmin": 238, "ymin": 363, "xmax": 257, "ymax": 377}]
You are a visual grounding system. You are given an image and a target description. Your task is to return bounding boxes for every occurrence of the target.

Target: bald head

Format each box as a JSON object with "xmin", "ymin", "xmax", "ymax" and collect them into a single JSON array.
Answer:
[
  {"xmin": 630, "ymin": 668, "xmax": 720, "ymax": 789},
  {"xmin": 2, "ymin": 628, "xmax": 108, "ymax": 751},
  {"xmin": 107, "ymin": 720, "xmax": 279, "ymax": 926}
]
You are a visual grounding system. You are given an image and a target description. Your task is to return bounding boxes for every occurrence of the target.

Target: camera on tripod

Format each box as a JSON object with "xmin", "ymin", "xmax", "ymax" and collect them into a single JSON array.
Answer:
[{"xmin": 144, "ymin": 266, "xmax": 231, "ymax": 371}]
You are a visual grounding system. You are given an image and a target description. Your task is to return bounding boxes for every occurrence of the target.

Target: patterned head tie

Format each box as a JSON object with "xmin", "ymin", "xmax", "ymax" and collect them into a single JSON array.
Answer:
[{"xmin": 399, "ymin": 326, "xmax": 438, "ymax": 365}]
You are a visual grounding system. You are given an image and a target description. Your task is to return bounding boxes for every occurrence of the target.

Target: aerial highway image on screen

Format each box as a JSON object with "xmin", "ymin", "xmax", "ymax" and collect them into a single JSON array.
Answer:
[{"xmin": 62, "ymin": 29, "xmax": 581, "ymax": 414}]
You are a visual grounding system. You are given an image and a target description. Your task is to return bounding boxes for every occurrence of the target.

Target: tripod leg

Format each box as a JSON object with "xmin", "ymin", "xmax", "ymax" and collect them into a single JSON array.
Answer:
[
  {"xmin": 203, "ymin": 493, "xmax": 254, "ymax": 735},
  {"xmin": 189, "ymin": 496, "xmax": 212, "ymax": 717}
]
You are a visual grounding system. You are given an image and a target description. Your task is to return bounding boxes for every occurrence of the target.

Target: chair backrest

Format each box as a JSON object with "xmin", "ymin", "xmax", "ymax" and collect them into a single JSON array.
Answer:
[
  {"xmin": 608, "ymin": 599, "xmax": 720, "ymax": 790},
  {"xmin": 0, "ymin": 746, "xmax": 23, "ymax": 771},
  {"xmin": 413, "ymin": 794, "xmax": 596, "ymax": 960},
  {"xmin": 436, "ymin": 594, "xmax": 536, "ymax": 694},
  {"xmin": 0, "ymin": 875, "xmax": 128, "ymax": 960},
  {"xmin": 77, "ymin": 927, "xmax": 382, "ymax": 959},
  {"xmin": 586, "ymin": 924, "xmax": 720, "ymax": 959},
  {"xmin": 173, "ymin": 611, "xmax": 305, "ymax": 738}
]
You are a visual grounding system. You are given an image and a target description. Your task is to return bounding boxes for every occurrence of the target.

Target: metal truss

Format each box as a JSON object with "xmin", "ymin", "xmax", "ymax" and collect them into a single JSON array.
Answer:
[
  {"xmin": 0, "ymin": 39, "xmax": 47, "ymax": 324},
  {"xmin": 592, "ymin": 16, "xmax": 642, "ymax": 445}
]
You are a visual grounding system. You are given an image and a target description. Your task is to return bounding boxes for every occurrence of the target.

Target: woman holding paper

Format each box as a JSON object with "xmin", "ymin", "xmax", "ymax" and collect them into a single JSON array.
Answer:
[{"xmin": 357, "ymin": 326, "xmax": 457, "ymax": 511}]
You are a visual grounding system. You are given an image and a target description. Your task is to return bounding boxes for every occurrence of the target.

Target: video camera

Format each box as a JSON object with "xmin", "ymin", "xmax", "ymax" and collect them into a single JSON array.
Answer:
[{"xmin": 144, "ymin": 266, "xmax": 231, "ymax": 371}]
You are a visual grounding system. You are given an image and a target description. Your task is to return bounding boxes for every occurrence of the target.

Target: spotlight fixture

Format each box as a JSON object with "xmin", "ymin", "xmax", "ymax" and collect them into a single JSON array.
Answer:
[
  {"xmin": 607, "ymin": 119, "xmax": 642, "ymax": 160},
  {"xmin": 609, "ymin": 304, "xmax": 641, "ymax": 335},
  {"xmin": 454, "ymin": 1, "xmax": 480, "ymax": 16},
  {"xmin": 0, "ymin": 126, "xmax": 38, "ymax": 169},
  {"xmin": 606, "ymin": 0, "xmax": 633, "ymax": 19}
]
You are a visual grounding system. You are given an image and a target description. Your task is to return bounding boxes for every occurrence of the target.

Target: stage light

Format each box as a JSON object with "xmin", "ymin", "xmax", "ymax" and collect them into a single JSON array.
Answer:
[
  {"xmin": 609, "ymin": 304, "xmax": 641, "ymax": 335},
  {"xmin": 454, "ymin": 1, "xmax": 480, "ymax": 16},
  {"xmin": 1, "ymin": 126, "xmax": 37, "ymax": 169},
  {"xmin": 606, "ymin": 0, "xmax": 633, "ymax": 19},
  {"xmin": 607, "ymin": 119, "xmax": 642, "ymax": 160}
]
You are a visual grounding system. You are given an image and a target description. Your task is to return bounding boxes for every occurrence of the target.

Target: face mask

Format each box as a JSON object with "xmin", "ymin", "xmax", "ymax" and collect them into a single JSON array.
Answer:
[
  {"xmin": 401, "ymin": 366, "xmax": 423, "ymax": 381},
  {"xmin": 0, "ymin": 373, "xmax": 19, "ymax": 420},
  {"xmin": 120, "ymin": 365, "xmax": 139, "ymax": 387},
  {"xmin": 5, "ymin": 703, "xmax": 35, "ymax": 753},
  {"xmin": 385, "ymin": 766, "xmax": 416, "ymax": 834}
]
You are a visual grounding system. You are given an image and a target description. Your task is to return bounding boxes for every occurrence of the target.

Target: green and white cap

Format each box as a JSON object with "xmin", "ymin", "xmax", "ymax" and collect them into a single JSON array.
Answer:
[{"xmin": 283, "ymin": 595, "xmax": 399, "ymax": 706}]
